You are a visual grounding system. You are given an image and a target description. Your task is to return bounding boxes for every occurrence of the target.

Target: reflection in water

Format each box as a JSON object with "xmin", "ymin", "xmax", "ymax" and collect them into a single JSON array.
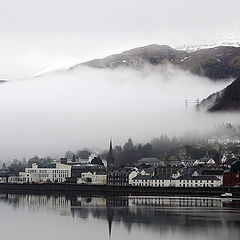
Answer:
[{"xmin": 0, "ymin": 193, "xmax": 240, "ymax": 240}]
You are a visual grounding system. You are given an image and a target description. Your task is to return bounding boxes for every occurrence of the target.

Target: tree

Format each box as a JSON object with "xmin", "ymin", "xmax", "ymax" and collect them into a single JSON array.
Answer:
[
  {"xmin": 65, "ymin": 151, "xmax": 75, "ymax": 160},
  {"xmin": 123, "ymin": 138, "xmax": 134, "ymax": 151},
  {"xmin": 76, "ymin": 149, "xmax": 91, "ymax": 159},
  {"xmin": 91, "ymin": 156, "xmax": 104, "ymax": 166}
]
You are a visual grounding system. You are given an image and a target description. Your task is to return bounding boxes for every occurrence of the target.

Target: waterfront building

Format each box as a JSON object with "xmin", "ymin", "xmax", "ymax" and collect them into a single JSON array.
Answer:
[
  {"xmin": 71, "ymin": 164, "xmax": 106, "ymax": 179},
  {"xmin": 8, "ymin": 163, "xmax": 72, "ymax": 183},
  {"xmin": 173, "ymin": 175, "xmax": 222, "ymax": 187},
  {"xmin": 131, "ymin": 174, "xmax": 222, "ymax": 188},
  {"xmin": 107, "ymin": 169, "xmax": 130, "ymax": 186},
  {"xmin": 132, "ymin": 175, "xmax": 171, "ymax": 187},
  {"xmin": 77, "ymin": 171, "xmax": 107, "ymax": 185}
]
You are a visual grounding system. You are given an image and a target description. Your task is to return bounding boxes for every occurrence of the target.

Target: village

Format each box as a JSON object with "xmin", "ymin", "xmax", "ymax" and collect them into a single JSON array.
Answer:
[{"xmin": 0, "ymin": 137, "xmax": 239, "ymax": 189}]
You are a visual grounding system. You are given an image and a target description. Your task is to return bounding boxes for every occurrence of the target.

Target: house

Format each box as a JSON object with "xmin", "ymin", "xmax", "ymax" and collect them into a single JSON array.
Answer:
[
  {"xmin": 181, "ymin": 159, "xmax": 196, "ymax": 167},
  {"xmin": 132, "ymin": 175, "xmax": 152, "ymax": 187},
  {"xmin": 131, "ymin": 172, "xmax": 222, "ymax": 188},
  {"xmin": 77, "ymin": 171, "xmax": 106, "ymax": 185},
  {"xmin": 174, "ymin": 175, "xmax": 222, "ymax": 187},
  {"xmin": 128, "ymin": 168, "xmax": 139, "ymax": 185},
  {"xmin": 107, "ymin": 168, "xmax": 134, "ymax": 186},
  {"xmin": 232, "ymin": 136, "xmax": 240, "ymax": 144},
  {"xmin": 132, "ymin": 175, "xmax": 172, "ymax": 187},
  {"xmin": 218, "ymin": 136, "xmax": 233, "ymax": 145},
  {"xmin": 221, "ymin": 154, "xmax": 227, "ymax": 163},
  {"xmin": 140, "ymin": 166, "xmax": 156, "ymax": 176},
  {"xmin": 0, "ymin": 176, "xmax": 7, "ymax": 183},
  {"xmin": 71, "ymin": 164, "xmax": 105, "ymax": 179},
  {"xmin": 208, "ymin": 136, "xmax": 218, "ymax": 145},
  {"xmin": 193, "ymin": 157, "xmax": 215, "ymax": 166},
  {"xmin": 224, "ymin": 161, "xmax": 240, "ymax": 186},
  {"xmin": 201, "ymin": 169, "xmax": 224, "ymax": 185}
]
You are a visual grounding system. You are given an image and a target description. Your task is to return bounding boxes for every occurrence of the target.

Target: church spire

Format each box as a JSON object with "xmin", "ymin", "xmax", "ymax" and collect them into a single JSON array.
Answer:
[{"xmin": 107, "ymin": 138, "xmax": 115, "ymax": 172}]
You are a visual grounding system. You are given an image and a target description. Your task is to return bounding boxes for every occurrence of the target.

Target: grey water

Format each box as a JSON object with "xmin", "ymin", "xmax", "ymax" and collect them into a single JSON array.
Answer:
[{"xmin": 0, "ymin": 194, "xmax": 240, "ymax": 240}]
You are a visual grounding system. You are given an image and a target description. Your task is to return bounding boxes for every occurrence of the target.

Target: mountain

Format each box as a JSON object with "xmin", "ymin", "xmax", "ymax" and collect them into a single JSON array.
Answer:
[
  {"xmin": 176, "ymin": 32, "xmax": 240, "ymax": 52},
  {"xmin": 71, "ymin": 44, "xmax": 240, "ymax": 80},
  {"xmin": 201, "ymin": 76, "xmax": 240, "ymax": 112}
]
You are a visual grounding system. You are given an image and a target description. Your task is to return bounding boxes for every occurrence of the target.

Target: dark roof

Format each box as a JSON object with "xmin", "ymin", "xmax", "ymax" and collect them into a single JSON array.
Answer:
[
  {"xmin": 138, "ymin": 157, "xmax": 161, "ymax": 163},
  {"xmin": 132, "ymin": 175, "xmax": 152, "ymax": 180},
  {"xmin": 180, "ymin": 167, "xmax": 197, "ymax": 175},
  {"xmin": 165, "ymin": 160, "xmax": 183, "ymax": 167},
  {"xmin": 133, "ymin": 174, "xmax": 171, "ymax": 181},
  {"xmin": 140, "ymin": 166, "xmax": 155, "ymax": 173},
  {"xmin": 107, "ymin": 168, "xmax": 132, "ymax": 175},
  {"xmin": 201, "ymin": 170, "xmax": 224, "ymax": 175},
  {"xmin": 154, "ymin": 175, "xmax": 171, "ymax": 180},
  {"xmin": 177, "ymin": 174, "xmax": 220, "ymax": 181}
]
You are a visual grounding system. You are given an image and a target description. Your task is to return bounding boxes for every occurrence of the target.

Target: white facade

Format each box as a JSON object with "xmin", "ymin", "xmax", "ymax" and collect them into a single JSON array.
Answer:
[
  {"xmin": 173, "ymin": 178, "xmax": 222, "ymax": 188},
  {"xmin": 20, "ymin": 163, "xmax": 71, "ymax": 183},
  {"xmin": 132, "ymin": 176, "xmax": 171, "ymax": 187},
  {"xmin": 128, "ymin": 170, "xmax": 138, "ymax": 185},
  {"xmin": 132, "ymin": 175, "xmax": 222, "ymax": 188},
  {"xmin": 77, "ymin": 172, "xmax": 106, "ymax": 185}
]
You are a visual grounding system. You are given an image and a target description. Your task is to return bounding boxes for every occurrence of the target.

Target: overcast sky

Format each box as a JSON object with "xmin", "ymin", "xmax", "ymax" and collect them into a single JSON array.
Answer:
[
  {"xmin": 1, "ymin": 0, "xmax": 240, "ymax": 79},
  {"xmin": 0, "ymin": 0, "xmax": 240, "ymax": 163}
]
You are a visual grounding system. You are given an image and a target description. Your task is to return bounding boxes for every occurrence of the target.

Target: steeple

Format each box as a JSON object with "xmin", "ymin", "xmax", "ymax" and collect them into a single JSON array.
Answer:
[{"xmin": 107, "ymin": 138, "xmax": 115, "ymax": 172}]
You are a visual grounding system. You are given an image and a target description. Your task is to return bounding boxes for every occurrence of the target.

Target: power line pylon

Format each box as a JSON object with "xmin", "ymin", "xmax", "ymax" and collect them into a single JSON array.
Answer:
[{"xmin": 195, "ymin": 99, "xmax": 200, "ymax": 112}]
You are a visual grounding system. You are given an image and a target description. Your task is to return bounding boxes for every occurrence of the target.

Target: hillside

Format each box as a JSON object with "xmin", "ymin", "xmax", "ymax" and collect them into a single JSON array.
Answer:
[
  {"xmin": 70, "ymin": 44, "xmax": 240, "ymax": 80},
  {"xmin": 204, "ymin": 76, "xmax": 240, "ymax": 112}
]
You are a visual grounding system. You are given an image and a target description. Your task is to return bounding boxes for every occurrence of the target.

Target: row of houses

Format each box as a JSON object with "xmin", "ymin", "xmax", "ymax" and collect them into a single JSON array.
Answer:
[{"xmin": 132, "ymin": 173, "xmax": 222, "ymax": 188}]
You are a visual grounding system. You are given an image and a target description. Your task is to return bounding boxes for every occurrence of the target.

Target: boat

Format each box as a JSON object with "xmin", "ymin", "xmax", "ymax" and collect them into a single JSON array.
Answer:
[{"xmin": 220, "ymin": 192, "xmax": 233, "ymax": 198}]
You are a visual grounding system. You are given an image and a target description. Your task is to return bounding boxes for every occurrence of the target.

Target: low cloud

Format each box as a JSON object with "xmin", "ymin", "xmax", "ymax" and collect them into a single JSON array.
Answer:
[{"xmin": 0, "ymin": 64, "xmax": 237, "ymax": 162}]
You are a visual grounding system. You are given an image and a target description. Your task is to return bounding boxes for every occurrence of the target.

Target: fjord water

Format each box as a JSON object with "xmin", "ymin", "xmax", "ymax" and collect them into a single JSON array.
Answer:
[{"xmin": 0, "ymin": 194, "xmax": 239, "ymax": 240}]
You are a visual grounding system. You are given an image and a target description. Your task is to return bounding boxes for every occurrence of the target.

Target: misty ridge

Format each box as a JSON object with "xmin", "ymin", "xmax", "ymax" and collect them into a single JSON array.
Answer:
[{"xmin": 0, "ymin": 63, "xmax": 238, "ymax": 162}]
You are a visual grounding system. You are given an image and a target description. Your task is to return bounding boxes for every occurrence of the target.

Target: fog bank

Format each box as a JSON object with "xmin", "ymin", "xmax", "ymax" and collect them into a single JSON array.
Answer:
[{"xmin": 0, "ymin": 65, "xmax": 237, "ymax": 161}]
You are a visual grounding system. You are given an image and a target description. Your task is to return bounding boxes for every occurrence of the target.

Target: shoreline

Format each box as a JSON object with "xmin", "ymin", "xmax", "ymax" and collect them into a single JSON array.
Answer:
[{"xmin": 0, "ymin": 183, "xmax": 239, "ymax": 197}]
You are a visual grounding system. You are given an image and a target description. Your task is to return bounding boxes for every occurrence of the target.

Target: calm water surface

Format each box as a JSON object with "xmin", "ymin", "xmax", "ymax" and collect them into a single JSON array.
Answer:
[{"xmin": 0, "ymin": 193, "xmax": 239, "ymax": 240}]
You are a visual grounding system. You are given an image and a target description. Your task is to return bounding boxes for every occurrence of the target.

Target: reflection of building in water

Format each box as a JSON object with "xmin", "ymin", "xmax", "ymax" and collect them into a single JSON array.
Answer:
[
  {"xmin": 0, "ymin": 194, "xmax": 240, "ymax": 238},
  {"xmin": 75, "ymin": 196, "xmax": 107, "ymax": 207},
  {"xmin": 129, "ymin": 196, "xmax": 224, "ymax": 208},
  {"xmin": 0, "ymin": 194, "xmax": 71, "ymax": 215}
]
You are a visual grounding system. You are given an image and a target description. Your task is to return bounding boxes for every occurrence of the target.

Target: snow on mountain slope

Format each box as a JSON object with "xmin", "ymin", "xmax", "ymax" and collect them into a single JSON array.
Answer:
[{"xmin": 176, "ymin": 32, "xmax": 240, "ymax": 52}]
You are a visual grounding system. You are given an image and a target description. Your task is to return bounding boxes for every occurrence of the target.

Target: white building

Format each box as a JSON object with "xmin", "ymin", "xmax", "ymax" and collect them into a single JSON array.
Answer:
[
  {"xmin": 77, "ymin": 172, "xmax": 106, "ymax": 185},
  {"xmin": 128, "ymin": 169, "xmax": 139, "ymax": 185},
  {"xmin": 12, "ymin": 163, "xmax": 72, "ymax": 183},
  {"xmin": 132, "ymin": 175, "xmax": 171, "ymax": 187},
  {"xmin": 131, "ymin": 174, "xmax": 222, "ymax": 188},
  {"xmin": 174, "ymin": 175, "xmax": 222, "ymax": 187}
]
